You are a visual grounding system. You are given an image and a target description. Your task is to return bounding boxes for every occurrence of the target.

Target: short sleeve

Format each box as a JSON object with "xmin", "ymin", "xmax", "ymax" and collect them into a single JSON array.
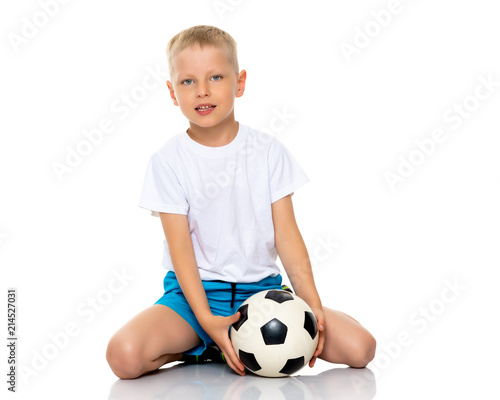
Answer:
[
  {"xmin": 268, "ymin": 139, "xmax": 310, "ymax": 203},
  {"xmin": 138, "ymin": 153, "xmax": 189, "ymax": 217}
]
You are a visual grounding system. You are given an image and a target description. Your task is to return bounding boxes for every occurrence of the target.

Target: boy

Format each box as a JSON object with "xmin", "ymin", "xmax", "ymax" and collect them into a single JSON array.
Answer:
[{"xmin": 106, "ymin": 25, "xmax": 376, "ymax": 379}]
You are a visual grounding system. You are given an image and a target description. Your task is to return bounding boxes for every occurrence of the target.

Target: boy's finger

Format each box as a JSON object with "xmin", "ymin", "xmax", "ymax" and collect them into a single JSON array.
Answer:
[
  {"xmin": 225, "ymin": 343, "xmax": 245, "ymax": 373},
  {"xmin": 223, "ymin": 318, "xmax": 245, "ymax": 370},
  {"xmin": 224, "ymin": 348, "xmax": 245, "ymax": 375},
  {"xmin": 226, "ymin": 356, "xmax": 243, "ymax": 375},
  {"xmin": 227, "ymin": 324, "xmax": 245, "ymax": 372},
  {"xmin": 317, "ymin": 331, "xmax": 325, "ymax": 354},
  {"xmin": 309, "ymin": 328, "xmax": 325, "ymax": 368},
  {"xmin": 315, "ymin": 331, "xmax": 325, "ymax": 357},
  {"xmin": 229, "ymin": 311, "xmax": 241, "ymax": 325}
]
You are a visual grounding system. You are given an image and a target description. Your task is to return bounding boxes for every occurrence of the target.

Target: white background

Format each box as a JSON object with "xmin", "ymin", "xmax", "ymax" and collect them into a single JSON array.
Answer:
[{"xmin": 1, "ymin": 0, "xmax": 499, "ymax": 399}]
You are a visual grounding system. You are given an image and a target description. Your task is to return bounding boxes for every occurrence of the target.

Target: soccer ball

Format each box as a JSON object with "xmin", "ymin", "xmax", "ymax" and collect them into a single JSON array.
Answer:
[{"xmin": 230, "ymin": 289, "xmax": 318, "ymax": 377}]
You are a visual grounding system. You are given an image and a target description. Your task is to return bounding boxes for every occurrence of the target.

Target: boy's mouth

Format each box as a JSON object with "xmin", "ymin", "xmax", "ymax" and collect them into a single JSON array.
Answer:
[
  {"xmin": 195, "ymin": 104, "xmax": 216, "ymax": 111},
  {"xmin": 195, "ymin": 104, "xmax": 216, "ymax": 115}
]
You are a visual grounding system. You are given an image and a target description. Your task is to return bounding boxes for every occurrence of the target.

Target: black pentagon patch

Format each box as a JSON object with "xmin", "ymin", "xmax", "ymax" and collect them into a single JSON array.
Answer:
[
  {"xmin": 265, "ymin": 290, "xmax": 294, "ymax": 304},
  {"xmin": 279, "ymin": 356, "xmax": 305, "ymax": 375},
  {"xmin": 260, "ymin": 318, "xmax": 288, "ymax": 345},
  {"xmin": 303, "ymin": 311, "xmax": 318, "ymax": 340},
  {"xmin": 239, "ymin": 350, "xmax": 261, "ymax": 372},
  {"xmin": 231, "ymin": 304, "xmax": 249, "ymax": 332}
]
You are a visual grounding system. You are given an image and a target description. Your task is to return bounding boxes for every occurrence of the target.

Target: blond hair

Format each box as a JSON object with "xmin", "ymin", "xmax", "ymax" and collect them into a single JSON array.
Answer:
[{"xmin": 166, "ymin": 25, "xmax": 239, "ymax": 77}]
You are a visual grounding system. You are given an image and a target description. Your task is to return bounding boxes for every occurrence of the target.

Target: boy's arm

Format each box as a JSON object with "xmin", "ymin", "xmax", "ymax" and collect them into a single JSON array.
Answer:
[
  {"xmin": 159, "ymin": 212, "xmax": 245, "ymax": 375},
  {"xmin": 271, "ymin": 195, "xmax": 325, "ymax": 366},
  {"xmin": 159, "ymin": 213, "xmax": 211, "ymax": 319}
]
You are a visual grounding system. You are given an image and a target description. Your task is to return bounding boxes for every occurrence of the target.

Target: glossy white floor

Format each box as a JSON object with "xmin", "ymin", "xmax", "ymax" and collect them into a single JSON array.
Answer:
[
  {"xmin": 12, "ymin": 327, "xmax": 499, "ymax": 400},
  {"xmin": 107, "ymin": 363, "xmax": 377, "ymax": 400}
]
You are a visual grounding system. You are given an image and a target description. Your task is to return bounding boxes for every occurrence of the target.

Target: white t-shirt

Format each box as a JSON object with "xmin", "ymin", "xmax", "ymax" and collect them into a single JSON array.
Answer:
[{"xmin": 138, "ymin": 123, "xmax": 309, "ymax": 283}]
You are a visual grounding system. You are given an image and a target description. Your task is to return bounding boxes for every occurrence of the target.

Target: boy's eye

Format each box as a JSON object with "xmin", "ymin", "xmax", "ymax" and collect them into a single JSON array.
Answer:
[
  {"xmin": 181, "ymin": 79, "xmax": 194, "ymax": 85},
  {"xmin": 211, "ymin": 75, "xmax": 222, "ymax": 81}
]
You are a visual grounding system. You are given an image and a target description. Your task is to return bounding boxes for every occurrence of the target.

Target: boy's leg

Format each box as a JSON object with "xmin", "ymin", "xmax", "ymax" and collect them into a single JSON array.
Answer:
[
  {"xmin": 318, "ymin": 307, "xmax": 376, "ymax": 368},
  {"xmin": 106, "ymin": 304, "xmax": 201, "ymax": 379}
]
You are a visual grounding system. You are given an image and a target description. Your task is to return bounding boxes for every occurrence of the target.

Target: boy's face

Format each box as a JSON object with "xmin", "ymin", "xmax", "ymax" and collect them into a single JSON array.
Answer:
[{"xmin": 167, "ymin": 44, "xmax": 246, "ymax": 131}]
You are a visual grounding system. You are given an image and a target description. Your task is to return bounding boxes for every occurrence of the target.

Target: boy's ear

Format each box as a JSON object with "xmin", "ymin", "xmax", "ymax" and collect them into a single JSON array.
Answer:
[
  {"xmin": 236, "ymin": 70, "xmax": 247, "ymax": 98},
  {"xmin": 166, "ymin": 80, "xmax": 179, "ymax": 106}
]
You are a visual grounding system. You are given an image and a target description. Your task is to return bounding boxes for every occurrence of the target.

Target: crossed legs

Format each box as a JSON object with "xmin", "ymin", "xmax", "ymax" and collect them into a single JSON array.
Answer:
[{"xmin": 106, "ymin": 304, "xmax": 376, "ymax": 379}]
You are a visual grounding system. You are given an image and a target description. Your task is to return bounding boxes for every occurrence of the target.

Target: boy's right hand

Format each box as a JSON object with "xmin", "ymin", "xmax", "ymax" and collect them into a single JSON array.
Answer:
[{"xmin": 199, "ymin": 312, "xmax": 245, "ymax": 376}]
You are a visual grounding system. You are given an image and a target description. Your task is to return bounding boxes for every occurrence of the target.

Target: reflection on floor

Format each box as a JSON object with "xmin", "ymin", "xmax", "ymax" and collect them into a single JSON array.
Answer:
[{"xmin": 108, "ymin": 362, "xmax": 376, "ymax": 400}]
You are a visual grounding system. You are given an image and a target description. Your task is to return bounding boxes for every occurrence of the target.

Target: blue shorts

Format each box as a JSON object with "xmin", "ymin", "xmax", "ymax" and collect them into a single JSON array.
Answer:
[{"xmin": 155, "ymin": 271, "xmax": 285, "ymax": 355}]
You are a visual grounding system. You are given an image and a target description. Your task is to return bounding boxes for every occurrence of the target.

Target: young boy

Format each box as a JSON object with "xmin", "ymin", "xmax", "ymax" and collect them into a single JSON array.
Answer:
[{"xmin": 106, "ymin": 25, "xmax": 376, "ymax": 379}]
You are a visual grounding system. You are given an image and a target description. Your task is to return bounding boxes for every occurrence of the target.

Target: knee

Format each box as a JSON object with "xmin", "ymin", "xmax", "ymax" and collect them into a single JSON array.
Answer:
[
  {"xmin": 106, "ymin": 335, "xmax": 144, "ymax": 379},
  {"xmin": 348, "ymin": 332, "xmax": 377, "ymax": 369}
]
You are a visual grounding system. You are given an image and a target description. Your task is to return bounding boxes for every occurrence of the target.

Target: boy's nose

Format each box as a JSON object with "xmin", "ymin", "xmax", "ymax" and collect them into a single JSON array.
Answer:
[{"xmin": 196, "ymin": 83, "xmax": 209, "ymax": 97}]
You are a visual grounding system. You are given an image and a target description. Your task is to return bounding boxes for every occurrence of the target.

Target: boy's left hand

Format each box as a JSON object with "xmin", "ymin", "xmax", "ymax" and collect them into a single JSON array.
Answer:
[{"xmin": 309, "ymin": 307, "xmax": 325, "ymax": 368}]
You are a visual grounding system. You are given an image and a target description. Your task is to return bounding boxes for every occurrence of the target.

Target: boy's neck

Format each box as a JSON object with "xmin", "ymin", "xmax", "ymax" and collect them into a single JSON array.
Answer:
[{"xmin": 187, "ymin": 118, "xmax": 239, "ymax": 148}]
